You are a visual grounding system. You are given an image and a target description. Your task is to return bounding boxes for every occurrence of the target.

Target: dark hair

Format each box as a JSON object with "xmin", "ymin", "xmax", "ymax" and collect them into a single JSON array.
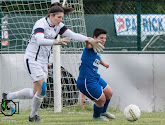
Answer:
[
  {"xmin": 48, "ymin": 2, "xmax": 74, "ymax": 15},
  {"xmin": 93, "ymin": 28, "xmax": 107, "ymax": 38}
]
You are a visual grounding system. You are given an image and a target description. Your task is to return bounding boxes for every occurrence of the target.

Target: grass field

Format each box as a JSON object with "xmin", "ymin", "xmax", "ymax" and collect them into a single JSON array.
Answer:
[{"xmin": 0, "ymin": 105, "xmax": 165, "ymax": 125}]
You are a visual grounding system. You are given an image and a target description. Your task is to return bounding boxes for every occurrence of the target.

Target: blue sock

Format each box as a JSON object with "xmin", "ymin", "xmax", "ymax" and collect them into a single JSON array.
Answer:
[
  {"xmin": 93, "ymin": 104, "xmax": 104, "ymax": 118},
  {"xmin": 102, "ymin": 99, "xmax": 110, "ymax": 113}
]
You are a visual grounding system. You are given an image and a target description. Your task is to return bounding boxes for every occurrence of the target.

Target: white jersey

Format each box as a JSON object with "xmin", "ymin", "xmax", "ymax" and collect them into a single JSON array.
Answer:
[
  {"xmin": 25, "ymin": 17, "xmax": 68, "ymax": 63},
  {"xmin": 24, "ymin": 17, "xmax": 89, "ymax": 82}
]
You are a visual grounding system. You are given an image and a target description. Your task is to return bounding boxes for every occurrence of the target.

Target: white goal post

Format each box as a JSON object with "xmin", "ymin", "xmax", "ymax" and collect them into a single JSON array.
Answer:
[{"xmin": 52, "ymin": 0, "xmax": 61, "ymax": 114}]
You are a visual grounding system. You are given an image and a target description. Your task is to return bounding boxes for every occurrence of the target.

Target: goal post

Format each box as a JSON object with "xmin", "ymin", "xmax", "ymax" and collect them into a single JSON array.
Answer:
[{"xmin": 52, "ymin": 0, "xmax": 61, "ymax": 114}]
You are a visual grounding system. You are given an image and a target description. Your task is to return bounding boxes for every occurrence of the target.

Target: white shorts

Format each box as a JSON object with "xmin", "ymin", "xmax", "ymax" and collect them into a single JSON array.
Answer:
[{"xmin": 24, "ymin": 57, "xmax": 48, "ymax": 82}]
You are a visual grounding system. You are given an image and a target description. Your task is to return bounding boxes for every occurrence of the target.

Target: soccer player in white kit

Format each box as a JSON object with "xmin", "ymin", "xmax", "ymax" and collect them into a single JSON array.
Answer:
[{"xmin": 2, "ymin": 2, "xmax": 104, "ymax": 122}]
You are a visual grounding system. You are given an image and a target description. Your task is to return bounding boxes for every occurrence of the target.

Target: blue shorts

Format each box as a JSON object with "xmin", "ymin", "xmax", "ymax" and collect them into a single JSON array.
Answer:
[{"xmin": 76, "ymin": 77, "xmax": 108, "ymax": 101}]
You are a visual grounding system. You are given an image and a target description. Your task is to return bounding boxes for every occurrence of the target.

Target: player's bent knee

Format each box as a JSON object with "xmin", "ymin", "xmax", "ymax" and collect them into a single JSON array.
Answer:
[
  {"xmin": 106, "ymin": 92, "xmax": 113, "ymax": 100},
  {"xmin": 96, "ymin": 94, "xmax": 106, "ymax": 107},
  {"xmin": 41, "ymin": 81, "xmax": 47, "ymax": 96},
  {"xmin": 104, "ymin": 87, "xmax": 113, "ymax": 99},
  {"xmin": 110, "ymin": 90, "xmax": 113, "ymax": 97},
  {"xmin": 108, "ymin": 90, "xmax": 113, "ymax": 99},
  {"xmin": 95, "ymin": 100, "xmax": 106, "ymax": 107}
]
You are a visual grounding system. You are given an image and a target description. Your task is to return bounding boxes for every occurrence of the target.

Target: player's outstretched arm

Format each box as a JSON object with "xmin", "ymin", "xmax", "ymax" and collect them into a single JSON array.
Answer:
[
  {"xmin": 62, "ymin": 29, "xmax": 105, "ymax": 53},
  {"xmin": 100, "ymin": 59, "xmax": 109, "ymax": 68},
  {"xmin": 35, "ymin": 33, "xmax": 71, "ymax": 46}
]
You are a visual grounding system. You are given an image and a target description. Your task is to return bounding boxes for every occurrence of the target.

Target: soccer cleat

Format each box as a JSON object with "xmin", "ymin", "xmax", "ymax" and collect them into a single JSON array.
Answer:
[
  {"xmin": 2, "ymin": 92, "xmax": 8, "ymax": 100},
  {"xmin": 29, "ymin": 115, "xmax": 44, "ymax": 122},
  {"xmin": 101, "ymin": 112, "xmax": 115, "ymax": 119},
  {"xmin": 92, "ymin": 116, "xmax": 109, "ymax": 121}
]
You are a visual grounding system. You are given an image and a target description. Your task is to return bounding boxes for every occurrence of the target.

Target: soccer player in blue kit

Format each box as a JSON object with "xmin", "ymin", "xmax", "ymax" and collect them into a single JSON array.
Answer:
[{"xmin": 76, "ymin": 28, "xmax": 115, "ymax": 121}]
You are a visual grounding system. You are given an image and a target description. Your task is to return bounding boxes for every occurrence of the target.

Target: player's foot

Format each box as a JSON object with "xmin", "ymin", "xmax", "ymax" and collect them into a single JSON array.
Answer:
[
  {"xmin": 101, "ymin": 112, "xmax": 115, "ymax": 119},
  {"xmin": 29, "ymin": 115, "xmax": 44, "ymax": 122},
  {"xmin": 2, "ymin": 92, "xmax": 8, "ymax": 100},
  {"xmin": 92, "ymin": 116, "xmax": 109, "ymax": 121}
]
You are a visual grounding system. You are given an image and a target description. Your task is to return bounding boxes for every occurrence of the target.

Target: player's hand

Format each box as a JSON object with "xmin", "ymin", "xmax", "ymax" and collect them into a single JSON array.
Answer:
[
  {"xmin": 104, "ymin": 63, "xmax": 109, "ymax": 68},
  {"xmin": 86, "ymin": 38, "xmax": 105, "ymax": 53},
  {"xmin": 85, "ymin": 40, "xmax": 93, "ymax": 49},
  {"xmin": 61, "ymin": 37, "xmax": 71, "ymax": 45},
  {"xmin": 54, "ymin": 37, "xmax": 71, "ymax": 45}
]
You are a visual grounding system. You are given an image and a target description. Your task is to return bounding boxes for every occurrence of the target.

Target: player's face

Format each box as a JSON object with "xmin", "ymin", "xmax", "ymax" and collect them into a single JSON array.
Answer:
[
  {"xmin": 51, "ymin": 12, "xmax": 64, "ymax": 26},
  {"xmin": 95, "ymin": 34, "xmax": 106, "ymax": 45}
]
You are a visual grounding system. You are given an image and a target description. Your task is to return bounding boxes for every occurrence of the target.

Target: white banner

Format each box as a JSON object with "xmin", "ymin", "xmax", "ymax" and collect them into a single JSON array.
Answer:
[{"xmin": 114, "ymin": 14, "xmax": 165, "ymax": 36}]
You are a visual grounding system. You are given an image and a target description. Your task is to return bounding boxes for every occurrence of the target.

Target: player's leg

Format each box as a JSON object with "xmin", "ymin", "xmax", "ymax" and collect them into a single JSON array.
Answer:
[
  {"xmin": 2, "ymin": 77, "xmax": 37, "ymax": 100},
  {"xmin": 24, "ymin": 59, "xmax": 48, "ymax": 122},
  {"xmin": 102, "ymin": 86, "xmax": 113, "ymax": 112},
  {"xmin": 33, "ymin": 83, "xmax": 37, "ymax": 96},
  {"xmin": 99, "ymin": 78, "xmax": 115, "ymax": 119},
  {"xmin": 76, "ymin": 78, "xmax": 108, "ymax": 121},
  {"xmin": 101, "ymin": 86, "xmax": 115, "ymax": 119},
  {"xmin": 2, "ymin": 58, "xmax": 40, "ymax": 100},
  {"xmin": 3, "ymin": 88, "xmax": 34, "ymax": 100},
  {"xmin": 29, "ymin": 78, "xmax": 46, "ymax": 122},
  {"xmin": 93, "ymin": 93, "xmax": 109, "ymax": 121}
]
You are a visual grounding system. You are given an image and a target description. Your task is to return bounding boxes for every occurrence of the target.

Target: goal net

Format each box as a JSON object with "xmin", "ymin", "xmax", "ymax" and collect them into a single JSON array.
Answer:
[
  {"xmin": 142, "ymin": 34, "xmax": 165, "ymax": 51},
  {"xmin": 0, "ymin": 0, "xmax": 86, "ymax": 109}
]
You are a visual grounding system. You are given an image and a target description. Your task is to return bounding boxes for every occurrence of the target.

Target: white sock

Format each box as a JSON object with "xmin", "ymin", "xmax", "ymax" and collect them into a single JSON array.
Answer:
[
  {"xmin": 30, "ymin": 93, "xmax": 44, "ymax": 118},
  {"xmin": 7, "ymin": 88, "xmax": 34, "ymax": 100}
]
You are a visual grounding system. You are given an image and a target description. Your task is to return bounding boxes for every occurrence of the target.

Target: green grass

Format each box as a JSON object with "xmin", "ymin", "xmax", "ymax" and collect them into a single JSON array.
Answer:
[{"xmin": 0, "ymin": 105, "xmax": 165, "ymax": 125}]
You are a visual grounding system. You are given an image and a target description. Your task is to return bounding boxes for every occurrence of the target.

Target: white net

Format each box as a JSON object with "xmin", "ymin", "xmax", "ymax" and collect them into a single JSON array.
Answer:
[
  {"xmin": 0, "ymin": 0, "xmax": 86, "ymax": 108},
  {"xmin": 142, "ymin": 34, "xmax": 165, "ymax": 51}
]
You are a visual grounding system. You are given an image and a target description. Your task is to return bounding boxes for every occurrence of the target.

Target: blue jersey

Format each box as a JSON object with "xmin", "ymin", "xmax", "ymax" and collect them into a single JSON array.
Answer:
[
  {"xmin": 78, "ymin": 47, "xmax": 101, "ymax": 79},
  {"xmin": 77, "ymin": 48, "xmax": 108, "ymax": 101}
]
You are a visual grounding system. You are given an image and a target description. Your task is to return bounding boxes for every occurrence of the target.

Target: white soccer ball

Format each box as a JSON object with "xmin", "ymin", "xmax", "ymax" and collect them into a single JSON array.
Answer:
[{"xmin": 124, "ymin": 104, "xmax": 141, "ymax": 122}]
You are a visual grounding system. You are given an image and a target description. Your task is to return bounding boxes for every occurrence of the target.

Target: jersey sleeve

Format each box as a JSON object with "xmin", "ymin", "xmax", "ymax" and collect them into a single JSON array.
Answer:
[
  {"xmin": 35, "ymin": 33, "xmax": 54, "ymax": 46},
  {"xmin": 62, "ymin": 29, "xmax": 88, "ymax": 42},
  {"xmin": 34, "ymin": 28, "xmax": 44, "ymax": 35},
  {"xmin": 33, "ymin": 21, "xmax": 45, "ymax": 35},
  {"xmin": 33, "ymin": 20, "xmax": 54, "ymax": 46},
  {"xmin": 58, "ymin": 22, "xmax": 88, "ymax": 42},
  {"xmin": 58, "ymin": 22, "xmax": 68, "ymax": 35}
]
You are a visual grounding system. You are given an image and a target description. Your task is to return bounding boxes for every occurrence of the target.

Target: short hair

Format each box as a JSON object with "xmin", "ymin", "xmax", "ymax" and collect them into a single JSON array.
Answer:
[
  {"xmin": 93, "ymin": 28, "xmax": 107, "ymax": 38},
  {"xmin": 48, "ymin": 2, "xmax": 74, "ymax": 15}
]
